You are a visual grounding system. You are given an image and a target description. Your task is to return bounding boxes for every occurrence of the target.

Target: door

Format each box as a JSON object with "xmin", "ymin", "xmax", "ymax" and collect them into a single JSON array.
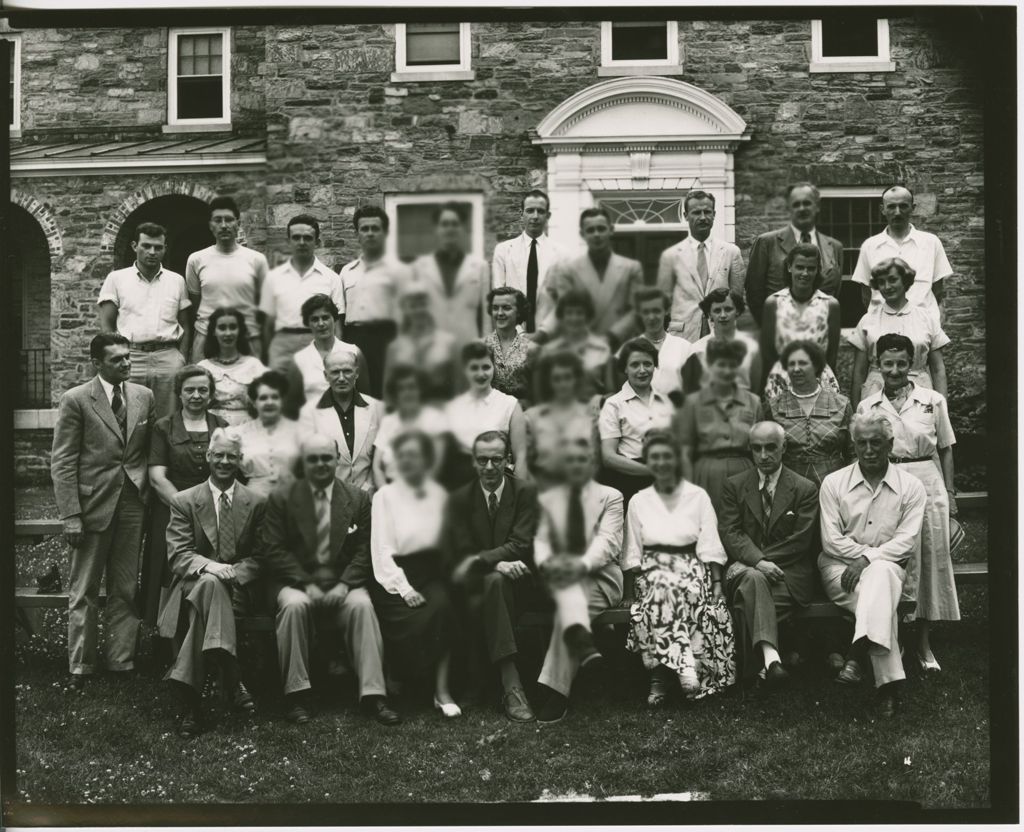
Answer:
[{"xmin": 612, "ymin": 230, "xmax": 687, "ymax": 286}]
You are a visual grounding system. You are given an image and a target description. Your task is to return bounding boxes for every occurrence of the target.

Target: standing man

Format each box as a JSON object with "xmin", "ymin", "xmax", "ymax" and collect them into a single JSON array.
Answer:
[
  {"xmin": 186, "ymin": 195, "xmax": 269, "ymax": 362},
  {"xmin": 446, "ymin": 430, "xmax": 540, "ymax": 722},
  {"xmin": 491, "ymin": 190, "xmax": 563, "ymax": 334},
  {"xmin": 261, "ymin": 214, "xmax": 346, "ymax": 372},
  {"xmin": 818, "ymin": 411, "xmax": 926, "ymax": 718},
  {"xmin": 298, "ymin": 350, "xmax": 383, "ymax": 492},
  {"xmin": 720, "ymin": 422, "xmax": 819, "ymax": 686},
  {"xmin": 97, "ymin": 222, "xmax": 191, "ymax": 419},
  {"xmin": 851, "ymin": 185, "xmax": 952, "ymax": 324},
  {"xmin": 339, "ymin": 206, "xmax": 412, "ymax": 397},
  {"xmin": 261, "ymin": 434, "xmax": 400, "ymax": 726},
  {"xmin": 50, "ymin": 333, "xmax": 156, "ymax": 690},
  {"xmin": 539, "ymin": 207, "xmax": 643, "ymax": 348},
  {"xmin": 657, "ymin": 191, "xmax": 746, "ymax": 342},
  {"xmin": 745, "ymin": 182, "xmax": 844, "ymax": 323}
]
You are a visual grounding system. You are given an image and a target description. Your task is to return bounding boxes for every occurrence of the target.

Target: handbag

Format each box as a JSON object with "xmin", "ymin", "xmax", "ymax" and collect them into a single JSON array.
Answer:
[{"xmin": 949, "ymin": 517, "xmax": 966, "ymax": 554}]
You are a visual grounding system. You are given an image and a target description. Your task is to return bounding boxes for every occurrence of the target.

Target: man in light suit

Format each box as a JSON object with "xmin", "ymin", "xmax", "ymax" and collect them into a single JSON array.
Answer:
[
  {"xmin": 298, "ymin": 350, "xmax": 383, "ymax": 492},
  {"xmin": 533, "ymin": 437, "xmax": 624, "ymax": 723},
  {"xmin": 260, "ymin": 434, "xmax": 400, "ymax": 726},
  {"xmin": 720, "ymin": 422, "xmax": 819, "ymax": 686},
  {"xmin": 538, "ymin": 207, "xmax": 643, "ymax": 348},
  {"xmin": 745, "ymin": 182, "xmax": 843, "ymax": 323},
  {"xmin": 50, "ymin": 333, "xmax": 156, "ymax": 689},
  {"xmin": 158, "ymin": 428, "xmax": 265, "ymax": 737},
  {"xmin": 491, "ymin": 190, "xmax": 563, "ymax": 333},
  {"xmin": 657, "ymin": 190, "xmax": 746, "ymax": 342},
  {"xmin": 446, "ymin": 430, "xmax": 540, "ymax": 722}
]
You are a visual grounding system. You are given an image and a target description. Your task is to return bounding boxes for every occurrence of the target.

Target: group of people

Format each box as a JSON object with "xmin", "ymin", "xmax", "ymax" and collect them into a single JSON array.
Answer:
[{"xmin": 49, "ymin": 181, "xmax": 962, "ymax": 734}]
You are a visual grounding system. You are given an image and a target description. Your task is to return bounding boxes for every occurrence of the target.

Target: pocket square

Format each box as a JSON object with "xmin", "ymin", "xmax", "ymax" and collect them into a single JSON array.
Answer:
[
  {"xmin": 784, "ymin": 510, "xmax": 795, "ymax": 517},
  {"xmin": 348, "ymin": 524, "xmax": 358, "ymax": 534}
]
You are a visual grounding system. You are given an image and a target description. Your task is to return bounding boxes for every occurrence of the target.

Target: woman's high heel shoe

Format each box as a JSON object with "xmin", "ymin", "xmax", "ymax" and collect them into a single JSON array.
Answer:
[
  {"xmin": 916, "ymin": 651, "xmax": 941, "ymax": 673},
  {"xmin": 433, "ymin": 696, "xmax": 462, "ymax": 718}
]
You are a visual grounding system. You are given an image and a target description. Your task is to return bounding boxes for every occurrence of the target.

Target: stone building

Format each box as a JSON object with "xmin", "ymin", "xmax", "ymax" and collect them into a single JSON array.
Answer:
[{"xmin": 7, "ymin": 11, "xmax": 988, "ymax": 483}]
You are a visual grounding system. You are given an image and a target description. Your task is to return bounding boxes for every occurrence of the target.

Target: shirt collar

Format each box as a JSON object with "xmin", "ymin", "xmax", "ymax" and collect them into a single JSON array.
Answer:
[
  {"xmin": 134, "ymin": 263, "xmax": 164, "ymax": 282},
  {"xmin": 879, "ymin": 224, "xmax": 920, "ymax": 248},
  {"xmin": 97, "ymin": 376, "xmax": 123, "ymax": 402},
  {"xmin": 880, "ymin": 302, "xmax": 912, "ymax": 317},
  {"xmin": 309, "ymin": 479, "xmax": 334, "ymax": 501},
  {"xmin": 318, "ymin": 389, "xmax": 369, "ymax": 409},
  {"xmin": 683, "ymin": 234, "xmax": 711, "ymax": 251},
  {"xmin": 848, "ymin": 462, "xmax": 901, "ymax": 494},
  {"xmin": 286, "ymin": 257, "xmax": 328, "ymax": 279},
  {"xmin": 519, "ymin": 231, "xmax": 547, "ymax": 247},
  {"xmin": 208, "ymin": 478, "xmax": 236, "ymax": 504},
  {"xmin": 481, "ymin": 477, "xmax": 506, "ymax": 503},
  {"xmin": 697, "ymin": 385, "xmax": 744, "ymax": 407},
  {"xmin": 758, "ymin": 466, "xmax": 783, "ymax": 493},
  {"xmin": 620, "ymin": 381, "xmax": 667, "ymax": 405},
  {"xmin": 790, "ymin": 225, "xmax": 817, "ymax": 245}
]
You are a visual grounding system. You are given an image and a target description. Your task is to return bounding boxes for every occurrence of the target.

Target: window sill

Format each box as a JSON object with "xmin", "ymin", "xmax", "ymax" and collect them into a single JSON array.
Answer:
[
  {"xmin": 162, "ymin": 122, "xmax": 233, "ymax": 134},
  {"xmin": 598, "ymin": 64, "xmax": 683, "ymax": 77},
  {"xmin": 809, "ymin": 59, "xmax": 895, "ymax": 74},
  {"xmin": 389, "ymin": 69, "xmax": 475, "ymax": 83},
  {"xmin": 9, "ymin": 128, "xmax": 21, "ymax": 138},
  {"xmin": 15, "ymin": 409, "xmax": 57, "ymax": 429}
]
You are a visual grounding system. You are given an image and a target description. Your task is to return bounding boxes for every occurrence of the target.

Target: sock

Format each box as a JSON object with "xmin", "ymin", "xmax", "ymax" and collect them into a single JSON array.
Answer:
[{"xmin": 760, "ymin": 643, "xmax": 781, "ymax": 668}]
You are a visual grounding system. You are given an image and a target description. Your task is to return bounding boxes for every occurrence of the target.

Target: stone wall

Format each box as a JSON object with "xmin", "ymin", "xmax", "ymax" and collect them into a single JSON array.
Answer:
[{"xmin": 15, "ymin": 429, "xmax": 51, "ymax": 485}]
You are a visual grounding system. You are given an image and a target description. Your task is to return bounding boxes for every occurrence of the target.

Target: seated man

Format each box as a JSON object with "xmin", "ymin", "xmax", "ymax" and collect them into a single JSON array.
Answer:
[
  {"xmin": 158, "ymin": 428, "xmax": 265, "ymax": 738},
  {"xmin": 720, "ymin": 422, "xmax": 819, "ymax": 686},
  {"xmin": 818, "ymin": 411, "xmax": 926, "ymax": 717},
  {"xmin": 260, "ymin": 434, "xmax": 400, "ymax": 726},
  {"xmin": 446, "ymin": 430, "xmax": 540, "ymax": 722},
  {"xmin": 533, "ymin": 437, "xmax": 623, "ymax": 724}
]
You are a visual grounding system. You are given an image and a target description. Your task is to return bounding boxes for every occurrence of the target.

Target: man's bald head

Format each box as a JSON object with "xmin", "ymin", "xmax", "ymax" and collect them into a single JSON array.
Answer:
[
  {"xmin": 749, "ymin": 421, "xmax": 786, "ymax": 476},
  {"xmin": 324, "ymin": 350, "xmax": 358, "ymax": 371},
  {"xmin": 881, "ymin": 186, "xmax": 914, "ymax": 232},
  {"xmin": 301, "ymin": 433, "xmax": 340, "ymax": 488},
  {"xmin": 750, "ymin": 421, "xmax": 785, "ymax": 445},
  {"xmin": 324, "ymin": 349, "xmax": 359, "ymax": 398}
]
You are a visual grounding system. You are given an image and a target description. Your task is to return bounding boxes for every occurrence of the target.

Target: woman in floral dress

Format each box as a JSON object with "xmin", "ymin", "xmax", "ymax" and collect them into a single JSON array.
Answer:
[{"xmin": 484, "ymin": 286, "xmax": 539, "ymax": 406}]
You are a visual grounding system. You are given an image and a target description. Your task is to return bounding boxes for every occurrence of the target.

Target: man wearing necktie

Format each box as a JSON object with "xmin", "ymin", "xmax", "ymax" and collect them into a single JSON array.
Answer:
[
  {"xmin": 719, "ymin": 422, "xmax": 819, "ymax": 687},
  {"xmin": 51, "ymin": 333, "xmax": 155, "ymax": 692},
  {"xmin": 532, "ymin": 438, "xmax": 624, "ymax": 723},
  {"xmin": 158, "ymin": 428, "xmax": 265, "ymax": 737}
]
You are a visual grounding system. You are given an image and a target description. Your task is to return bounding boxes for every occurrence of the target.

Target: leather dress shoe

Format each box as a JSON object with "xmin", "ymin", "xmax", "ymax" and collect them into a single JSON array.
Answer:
[
  {"xmin": 836, "ymin": 659, "xmax": 864, "ymax": 685},
  {"xmin": 764, "ymin": 661, "xmax": 790, "ymax": 687},
  {"xmin": 877, "ymin": 691, "xmax": 898, "ymax": 719},
  {"xmin": 285, "ymin": 694, "xmax": 311, "ymax": 724},
  {"xmin": 536, "ymin": 691, "xmax": 568, "ymax": 724},
  {"xmin": 502, "ymin": 686, "xmax": 536, "ymax": 723},
  {"xmin": 564, "ymin": 624, "xmax": 603, "ymax": 669},
  {"xmin": 68, "ymin": 674, "xmax": 88, "ymax": 692},
  {"xmin": 361, "ymin": 696, "xmax": 402, "ymax": 726},
  {"xmin": 231, "ymin": 681, "xmax": 256, "ymax": 713},
  {"xmin": 179, "ymin": 708, "xmax": 203, "ymax": 739},
  {"xmin": 826, "ymin": 652, "xmax": 846, "ymax": 675}
]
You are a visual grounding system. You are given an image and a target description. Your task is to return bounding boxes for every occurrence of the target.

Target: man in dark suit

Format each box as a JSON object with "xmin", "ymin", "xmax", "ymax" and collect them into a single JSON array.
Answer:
[
  {"xmin": 50, "ymin": 333, "xmax": 156, "ymax": 690},
  {"xmin": 158, "ymin": 428, "xmax": 265, "ymax": 737},
  {"xmin": 446, "ymin": 430, "xmax": 540, "ymax": 722},
  {"xmin": 720, "ymin": 422, "xmax": 819, "ymax": 686},
  {"xmin": 745, "ymin": 182, "xmax": 844, "ymax": 322},
  {"xmin": 260, "ymin": 434, "xmax": 399, "ymax": 726}
]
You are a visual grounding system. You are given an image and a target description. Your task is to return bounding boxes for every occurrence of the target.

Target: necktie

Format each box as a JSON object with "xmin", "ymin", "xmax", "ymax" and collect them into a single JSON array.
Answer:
[
  {"xmin": 800, "ymin": 230, "xmax": 812, "ymax": 245},
  {"xmin": 314, "ymin": 489, "xmax": 331, "ymax": 565},
  {"xmin": 525, "ymin": 238, "xmax": 539, "ymax": 333},
  {"xmin": 218, "ymin": 492, "xmax": 236, "ymax": 562},
  {"xmin": 488, "ymin": 491, "xmax": 499, "ymax": 521},
  {"xmin": 760, "ymin": 481, "xmax": 773, "ymax": 538},
  {"xmin": 697, "ymin": 243, "xmax": 711, "ymax": 337},
  {"xmin": 111, "ymin": 385, "xmax": 127, "ymax": 440},
  {"xmin": 566, "ymin": 485, "xmax": 586, "ymax": 555}
]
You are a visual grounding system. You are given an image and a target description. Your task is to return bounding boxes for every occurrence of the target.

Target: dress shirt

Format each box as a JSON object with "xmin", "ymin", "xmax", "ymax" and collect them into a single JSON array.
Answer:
[
  {"xmin": 491, "ymin": 231, "xmax": 560, "ymax": 295},
  {"xmin": 481, "ymin": 477, "xmax": 506, "ymax": 506},
  {"xmin": 757, "ymin": 465, "xmax": 783, "ymax": 500},
  {"xmin": 98, "ymin": 265, "xmax": 190, "ymax": 343},
  {"xmin": 339, "ymin": 256, "xmax": 411, "ymax": 323},
  {"xmin": 370, "ymin": 479, "xmax": 446, "ymax": 597},
  {"xmin": 331, "ymin": 391, "xmax": 370, "ymax": 455},
  {"xmin": 598, "ymin": 382, "xmax": 674, "ymax": 460},
  {"xmin": 444, "ymin": 388, "xmax": 519, "ymax": 454},
  {"xmin": 857, "ymin": 385, "xmax": 956, "ymax": 458},
  {"xmin": 185, "ymin": 245, "xmax": 269, "ymax": 337},
  {"xmin": 818, "ymin": 462, "xmax": 927, "ymax": 564},
  {"xmin": 208, "ymin": 479, "xmax": 237, "ymax": 523},
  {"xmin": 674, "ymin": 386, "xmax": 763, "ymax": 454},
  {"xmin": 790, "ymin": 226, "xmax": 819, "ymax": 247},
  {"xmin": 851, "ymin": 225, "xmax": 953, "ymax": 315},
  {"xmin": 622, "ymin": 481, "xmax": 727, "ymax": 570},
  {"xmin": 96, "ymin": 376, "xmax": 126, "ymax": 408},
  {"xmin": 260, "ymin": 257, "xmax": 345, "ymax": 330}
]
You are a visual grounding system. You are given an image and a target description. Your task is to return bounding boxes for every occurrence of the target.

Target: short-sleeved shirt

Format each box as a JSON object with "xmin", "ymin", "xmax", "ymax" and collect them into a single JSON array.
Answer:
[
  {"xmin": 444, "ymin": 388, "xmax": 519, "ymax": 454},
  {"xmin": 674, "ymin": 386, "xmax": 763, "ymax": 454},
  {"xmin": 186, "ymin": 245, "xmax": 269, "ymax": 336},
  {"xmin": 689, "ymin": 331, "xmax": 759, "ymax": 392},
  {"xmin": 260, "ymin": 257, "xmax": 345, "ymax": 330},
  {"xmin": 339, "ymin": 257, "xmax": 411, "ymax": 324},
  {"xmin": 857, "ymin": 385, "xmax": 956, "ymax": 458},
  {"xmin": 846, "ymin": 302, "xmax": 950, "ymax": 378},
  {"xmin": 598, "ymin": 382, "xmax": 674, "ymax": 460},
  {"xmin": 98, "ymin": 265, "xmax": 190, "ymax": 343}
]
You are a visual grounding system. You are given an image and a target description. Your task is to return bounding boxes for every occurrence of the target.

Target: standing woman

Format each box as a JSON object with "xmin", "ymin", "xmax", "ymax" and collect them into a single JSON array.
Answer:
[
  {"xmin": 198, "ymin": 306, "xmax": 268, "ymax": 426},
  {"xmin": 384, "ymin": 286, "xmax": 462, "ymax": 404},
  {"xmin": 675, "ymin": 339, "xmax": 762, "ymax": 513},
  {"xmin": 760, "ymin": 243, "xmax": 841, "ymax": 402},
  {"xmin": 536, "ymin": 290, "xmax": 615, "ymax": 403},
  {"xmin": 370, "ymin": 430, "xmax": 460, "ymax": 717},
  {"xmin": 683, "ymin": 288, "xmax": 761, "ymax": 394},
  {"xmin": 623, "ymin": 430, "xmax": 736, "ymax": 705},
  {"xmin": 598, "ymin": 338, "xmax": 674, "ymax": 505},
  {"xmin": 625, "ymin": 287, "xmax": 692, "ymax": 401},
  {"xmin": 764, "ymin": 340, "xmax": 852, "ymax": 487},
  {"xmin": 372, "ymin": 365, "xmax": 448, "ymax": 488},
  {"xmin": 235, "ymin": 370, "xmax": 303, "ymax": 499},
  {"xmin": 142, "ymin": 365, "xmax": 226, "ymax": 625},
  {"xmin": 847, "ymin": 257, "xmax": 950, "ymax": 410},
  {"xmin": 484, "ymin": 286, "xmax": 540, "ymax": 406},
  {"xmin": 857, "ymin": 333, "xmax": 959, "ymax": 671}
]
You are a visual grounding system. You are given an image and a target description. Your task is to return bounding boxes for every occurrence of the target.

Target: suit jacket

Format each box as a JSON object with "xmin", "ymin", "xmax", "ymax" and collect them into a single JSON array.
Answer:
[
  {"xmin": 445, "ymin": 475, "xmax": 539, "ymax": 571},
  {"xmin": 719, "ymin": 465, "xmax": 819, "ymax": 605},
  {"xmin": 657, "ymin": 237, "xmax": 746, "ymax": 342},
  {"xmin": 156, "ymin": 480, "xmax": 265, "ymax": 637},
  {"xmin": 51, "ymin": 376, "xmax": 155, "ymax": 531},
  {"xmin": 534, "ymin": 480, "xmax": 623, "ymax": 597},
  {"xmin": 410, "ymin": 252, "xmax": 491, "ymax": 345},
  {"xmin": 745, "ymin": 226, "xmax": 843, "ymax": 322},
  {"xmin": 260, "ymin": 476, "xmax": 373, "ymax": 592},
  {"xmin": 297, "ymin": 391, "xmax": 383, "ymax": 491},
  {"xmin": 540, "ymin": 252, "xmax": 643, "ymax": 342}
]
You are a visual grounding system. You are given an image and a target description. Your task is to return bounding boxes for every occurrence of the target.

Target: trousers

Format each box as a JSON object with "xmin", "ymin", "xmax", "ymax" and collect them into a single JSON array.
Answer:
[
  {"xmin": 726, "ymin": 563, "xmax": 797, "ymax": 676},
  {"xmin": 129, "ymin": 347, "xmax": 185, "ymax": 420},
  {"xmin": 166, "ymin": 573, "xmax": 242, "ymax": 690}
]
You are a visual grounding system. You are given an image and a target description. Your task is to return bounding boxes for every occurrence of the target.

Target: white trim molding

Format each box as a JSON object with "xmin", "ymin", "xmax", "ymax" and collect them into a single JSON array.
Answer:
[
  {"xmin": 1, "ymin": 33, "xmax": 22, "ymax": 133},
  {"xmin": 810, "ymin": 18, "xmax": 895, "ymax": 74},
  {"xmin": 383, "ymin": 191, "xmax": 485, "ymax": 261},
  {"xmin": 818, "ymin": 185, "xmax": 885, "ymax": 199},
  {"xmin": 166, "ymin": 26, "xmax": 232, "ymax": 129},
  {"xmin": 391, "ymin": 22, "xmax": 474, "ymax": 83},
  {"xmin": 10, "ymin": 153, "xmax": 266, "ymax": 178},
  {"xmin": 15, "ymin": 409, "xmax": 56, "ymax": 430},
  {"xmin": 599, "ymin": 21, "xmax": 681, "ymax": 77}
]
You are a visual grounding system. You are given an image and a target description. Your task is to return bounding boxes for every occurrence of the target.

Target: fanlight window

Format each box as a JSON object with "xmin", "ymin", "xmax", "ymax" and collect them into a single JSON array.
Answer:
[{"xmin": 599, "ymin": 197, "xmax": 685, "ymax": 226}]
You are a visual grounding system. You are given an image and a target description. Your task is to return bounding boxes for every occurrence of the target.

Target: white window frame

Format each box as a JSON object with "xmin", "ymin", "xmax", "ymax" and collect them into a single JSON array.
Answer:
[
  {"xmin": 165, "ymin": 27, "xmax": 231, "ymax": 131},
  {"xmin": 383, "ymin": 192, "xmax": 485, "ymax": 261},
  {"xmin": 391, "ymin": 22, "xmax": 474, "ymax": 83},
  {"xmin": 810, "ymin": 18, "xmax": 895, "ymax": 74},
  {"xmin": 2, "ymin": 34, "xmax": 22, "ymax": 135},
  {"xmin": 599, "ymin": 21, "xmax": 681, "ymax": 77}
]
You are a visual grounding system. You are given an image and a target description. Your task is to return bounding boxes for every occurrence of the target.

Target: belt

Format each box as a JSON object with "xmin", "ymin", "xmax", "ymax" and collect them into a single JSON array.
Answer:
[
  {"xmin": 345, "ymin": 320, "xmax": 393, "ymax": 328},
  {"xmin": 643, "ymin": 543, "xmax": 697, "ymax": 557},
  {"xmin": 889, "ymin": 456, "xmax": 932, "ymax": 464},
  {"xmin": 130, "ymin": 340, "xmax": 178, "ymax": 352},
  {"xmin": 278, "ymin": 327, "xmax": 311, "ymax": 335}
]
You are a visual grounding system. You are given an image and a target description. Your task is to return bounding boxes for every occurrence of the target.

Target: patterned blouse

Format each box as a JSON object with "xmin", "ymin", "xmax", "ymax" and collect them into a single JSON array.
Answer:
[
  {"xmin": 198, "ymin": 355, "xmax": 268, "ymax": 427},
  {"xmin": 765, "ymin": 387, "xmax": 852, "ymax": 486},
  {"xmin": 674, "ymin": 386, "xmax": 763, "ymax": 455},
  {"xmin": 485, "ymin": 331, "xmax": 532, "ymax": 402},
  {"xmin": 764, "ymin": 288, "xmax": 840, "ymax": 401}
]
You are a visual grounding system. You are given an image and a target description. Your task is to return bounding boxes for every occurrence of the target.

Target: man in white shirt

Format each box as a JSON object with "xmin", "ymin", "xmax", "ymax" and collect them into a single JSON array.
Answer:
[
  {"xmin": 817, "ymin": 410, "xmax": 927, "ymax": 718},
  {"xmin": 261, "ymin": 214, "xmax": 346, "ymax": 372},
  {"xmin": 491, "ymin": 190, "xmax": 563, "ymax": 334},
  {"xmin": 186, "ymin": 195, "xmax": 269, "ymax": 363},
  {"xmin": 98, "ymin": 222, "xmax": 191, "ymax": 418},
  {"xmin": 851, "ymin": 186, "xmax": 953, "ymax": 324},
  {"xmin": 339, "ymin": 206, "xmax": 411, "ymax": 397}
]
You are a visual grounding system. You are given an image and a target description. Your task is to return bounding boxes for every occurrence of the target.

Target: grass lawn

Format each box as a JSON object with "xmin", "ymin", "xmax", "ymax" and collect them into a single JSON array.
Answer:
[{"xmin": 11, "ymin": 489, "xmax": 992, "ymax": 808}]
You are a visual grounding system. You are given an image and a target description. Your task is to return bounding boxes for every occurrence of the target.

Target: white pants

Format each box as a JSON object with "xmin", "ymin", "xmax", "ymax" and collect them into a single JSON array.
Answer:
[{"xmin": 819, "ymin": 554, "xmax": 906, "ymax": 687}]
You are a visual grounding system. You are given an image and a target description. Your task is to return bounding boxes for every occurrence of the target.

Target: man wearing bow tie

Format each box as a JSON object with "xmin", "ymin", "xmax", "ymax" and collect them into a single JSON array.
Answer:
[{"xmin": 720, "ymin": 422, "xmax": 819, "ymax": 686}]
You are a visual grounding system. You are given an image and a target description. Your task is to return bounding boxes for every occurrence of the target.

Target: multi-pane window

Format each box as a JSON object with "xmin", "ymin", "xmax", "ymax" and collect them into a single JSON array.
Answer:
[
  {"xmin": 600, "ymin": 21, "xmax": 680, "ymax": 72},
  {"xmin": 167, "ymin": 28, "xmax": 230, "ymax": 125},
  {"xmin": 384, "ymin": 194, "xmax": 484, "ymax": 263},
  {"xmin": 819, "ymin": 192, "xmax": 888, "ymax": 325},
  {"xmin": 394, "ymin": 23, "xmax": 472, "ymax": 77},
  {"xmin": 1, "ymin": 34, "xmax": 21, "ymax": 132},
  {"xmin": 810, "ymin": 17, "xmax": 894, "ymax": 73}
]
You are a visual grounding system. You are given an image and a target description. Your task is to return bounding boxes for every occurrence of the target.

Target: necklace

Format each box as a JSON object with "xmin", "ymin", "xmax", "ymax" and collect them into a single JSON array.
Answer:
[
  {"xmin": 217, "ymin": 353, "xmax": 242, "ymax": 366},
  {"xmin": 645, "ymin": 332, "xmax": 666, "ymax": 347},
  {"xmin": 791, "ymin": 385, "xmax": 821, "ymax": 399}
]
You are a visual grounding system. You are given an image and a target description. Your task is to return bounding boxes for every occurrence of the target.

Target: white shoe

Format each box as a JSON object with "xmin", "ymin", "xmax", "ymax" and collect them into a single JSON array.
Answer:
[{"xmin": 433, "ymin": 697, "xmax": 462, "ymax": 718}]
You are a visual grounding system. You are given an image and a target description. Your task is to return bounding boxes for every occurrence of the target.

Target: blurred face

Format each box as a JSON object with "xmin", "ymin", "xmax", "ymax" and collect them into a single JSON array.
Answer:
[
  {"xmin": 684, "ymin": 197, "xmax": 716, "ymax": 239},
  {"xmin": 395, "ymin": 438, "xmax": 428, "ymax": 483},
  {"xmin": 94, "ymin": 343, "xmax": 132, "ymax": 384},
  {"xmin": 785, "ymin": 348, "xmax": 817, "ymax": 390},
  {"xmin": 624, "ymin": 349, "xmax": 655, "ymax": 391},
  {"xmin": 308, "ymin": 308, "xmax": 336, "ymax": 339},
  {"xmin": 645, "ymin": 442, "xmax": 679, "ymax": 484},
  {"xmin": 325, "ymin": 353, "xmax": 358, "ymax": 397},
  {"xmin": 401, "ymin": 294, "xmax": 432, "ymax": 327},
  {"xmin": 580, "ymin": 215, "xmax": 612, "ymax": 253},
  {"xmin": 472, "ymin": 437, "xmax": 509, "ymax": 491},
  {"xmin": 214, "ymin": 314, "xmax": 240, "ymax": 349},
  {"xmin": 882, "ymin": 188, "xmax": 914, "ymax": 231},
  {"xmin": 878, "ymin": 348, "xmax": 912, "ymax": 392},
  {"xmin": 560, "ymin": 304, "xmax": 589, "ymax": 336},
  {"xmin": 253, "ymin": 383, "xmax": 282, "ymax": 423},
  {"xmin": 708, "ymin": 357, "xmax": 738, "ymax": 387},
  {"xmin": 522, "ymin": 196, "xmax": 550, "ymax": 238},
  {"xmin": 561, "ymin": 442, "xmax": 594, "ymax": 487},
  {"xmin": 465, "ymin": 355, "xmax": 494, "ymax": 390},
  {"xmin": 749, "ymin": 426, "xmax": 785, "ymax": 476},
  {"xmin": 490, "ymin": 293, "xmax": 519, "ymax": 330},
  {"xmin": 853, "ymin": 424, "xmax": 893, "ymax": 476},
  {"xmin": 288, "ymin": 222, "xmax": 318, "ymax": 261},
  {"xmin": 207, "ymin": 436, "xmax": 241, "ymax": 483},
  {"xmin": 357, "ymin": 216, "xmax": 386, "ymax": 257},
  {"xmin": 788, "ymin": 253, "xmax": 819, "ymax": 299},
  {"xmin": 393, "ymin": 375, "xmax": 422, "ymax": 412},
  {"xmin": 132, "ymin": 232, "xmax": 166, "ymax": 271},
  {"xmin": 788, "ymin": 186, "xmax": 819, "ymax": 231},
  {"xmin": 876, "ymin": 268, "xmax": 908, "ymax": 304},
  {"xmin": 302, "ymin": 438, "xmax": 339, "ymax": 488},
  {"xmin": 180, "ymin": 373, "xmax": 212, "ymax": 414},
  {"xmin": 637, "ymin": 297, "xmax": 667, "ymax": 335},
  {"xmin": 709, "ymin": 296, "xmax": 738, "ymax": 329},
  {"xmin": 436, "ymin": 209, "xmax": 465, "ymax": 250},
  {"xmin": 210, "ymin": 208, "xmax": 239, "ymax": 244},
  {"xmin": 548, "ymin": 363, "xmax": 579, "ymax": 402}
]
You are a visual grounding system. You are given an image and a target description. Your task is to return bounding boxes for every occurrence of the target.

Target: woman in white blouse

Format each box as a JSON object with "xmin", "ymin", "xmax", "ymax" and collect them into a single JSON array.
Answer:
[
  {"xmin": 683, "ymin": 288, "xmax": 762, "ymax": 394},
  {"xmin": 623, "ymin": 430, "xmax": 736, "ymax": 706},
  {"xmin": 372, "ymin": 364, "xmax": 447, "ymax": 488},
  {"xmin": 620, "ymin": 287, "xmax": 692, "ymax": 402},
  {"xmin": 370, "ymin": 430, "xmax": 460, "ymax": 717},
  {"xmin": 198, "ymin": 306, "xmax": 268, "ymax": 426},
  {"xmin": 235, "ymin": 370, "xmax": 303, "ymax": 498}
]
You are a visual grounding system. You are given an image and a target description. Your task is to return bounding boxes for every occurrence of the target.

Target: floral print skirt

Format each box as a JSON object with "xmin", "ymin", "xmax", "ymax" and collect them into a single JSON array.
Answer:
[{"xmin": 626, "ymin": 547, "xmax": 736, "ymax": 699}]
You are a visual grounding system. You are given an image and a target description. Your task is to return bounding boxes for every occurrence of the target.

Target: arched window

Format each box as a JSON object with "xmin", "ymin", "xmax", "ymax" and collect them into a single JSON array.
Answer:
[
  {"xmin": 113, "ymin": 194, "xmax": 214, "ymax": 277},
  {"xmin": 10, "ymin": 205, "xmax": 51, "ymax": 408}
]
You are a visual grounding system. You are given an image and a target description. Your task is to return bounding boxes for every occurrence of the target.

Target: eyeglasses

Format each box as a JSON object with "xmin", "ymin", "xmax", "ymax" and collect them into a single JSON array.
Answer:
[{"xmin": 474, "ymin": 456, "xmax": 507, "ymax": 468}]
